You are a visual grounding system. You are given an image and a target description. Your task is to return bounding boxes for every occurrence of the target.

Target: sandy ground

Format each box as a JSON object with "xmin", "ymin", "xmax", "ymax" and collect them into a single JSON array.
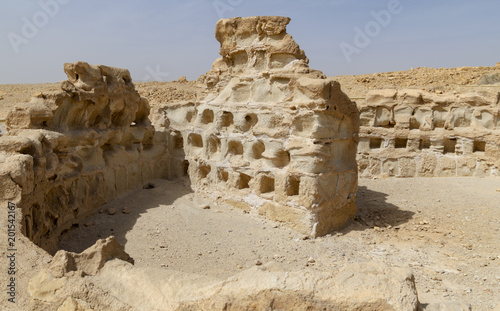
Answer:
[{"xmin": 58, "ymin": 177, "xmax": 500, "ymax": 310}]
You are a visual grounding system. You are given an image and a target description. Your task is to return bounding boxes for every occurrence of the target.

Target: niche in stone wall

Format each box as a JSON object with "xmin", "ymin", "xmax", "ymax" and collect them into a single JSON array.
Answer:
[
  {"xmin": 419, "ymin": 138, "xmax": 431, "ymax": 150},
  {"xmin": 219, "ymin": 111, "xmax": 234, "ymax": 128},
  {"xmin": 232, "ymin": 50, "xmax": 248, "ymax": 73},
  {"xmin": 239, "ymin": 113, "xmax": 258, "ymax": 132},
  {"xmin": 182, "ymin": 160, "xmax": 190, "ymax": 177},
  {"xmin": 217, "ymin": 167, "xmax": 229, "ymax": 183},
  {"xmin": 443, "ymin": 138, "xmax": 457, "ymax": 154},
  {"xmin": 272, "ymin": 150, "xmax": 291, "ymax": 168},
  {"xmin": 369, "ymin": 138, "xmax": 383, "ymax": 149},
  {"xmin": 201, "ymin": 109, "xmax": 214, "ymax": 124},
  {"xmin": 188, "ymin": 133, "xmax": 203, "ymax": 148},
  {"xmin": 270, "ymin": 53, "xmax": 296, "ymax": 69},
  {"xmin": 172, "ymin": 131, "xmax": 183, "ymax": 149},
  {"xmin": 198, "ymin": 163, "xmax": 211, "ymax": 179},
  {"xmin": 473, "ymin": 140, "xmax": 486, "ymax": 153},
  {"xmin": 259, "ymin": 175, "xmax": 275, "ymax": 194},
  {"xmin": 237, "ymin": 173, "xmax": 251, "ymax": 189},
  {"xmin": 186, "ymin": 110, "xmax": 194, "ymax": 123},
  {"xmin": 227, "ymin": 140, "xmax": 244, "ymax": 156},
  {"xmin": 286, "ymin": 175, "xmax": 300, "ymax": 196},
  {"xmin": 251, "ymin": 140, "xmax": 265, "ymax": 159},
  {"xmin": 395, "ymin": 138, "xmax": 408, "ymax": 149},
  {"xmin": 206, "ymin": 135, "xmax": 221, "ymax": 158},
  {"xmin": 254, "ymin": 50, "xmax": 266, "ymax": 71}
]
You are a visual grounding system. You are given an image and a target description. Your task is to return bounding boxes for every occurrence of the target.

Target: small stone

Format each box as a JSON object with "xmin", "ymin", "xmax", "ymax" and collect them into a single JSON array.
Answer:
[
  {"xmin": 122, "ymin": 207, "xmax": 130, "ymax": 214},
  {"xmin": 201, "ymin": 204, "xmax": 210, "ymax": 210},
  {"xmin": 255, "ymin": 260, "xmax": 262, "ymax": 266},
  {"xmin": 106, "ymin": 208, "xmax": 117, "ymax": 215},
  {"xmin": 237, "ymin": 265, "xmax": 243, "ymax": 269},
  {"xmin": 84, "ymin": 221, "xmax": 94, "ymax": 227},
  {"xmin": 307, "ymin": 257, "xmax": 316, "ymax": 264}
]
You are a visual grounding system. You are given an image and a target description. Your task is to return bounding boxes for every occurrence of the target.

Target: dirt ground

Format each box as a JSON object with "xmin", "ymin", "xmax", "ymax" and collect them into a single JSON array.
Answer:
[{"xmin": 58, "ymin": 177, "xmax": 500, "ymax": 310}]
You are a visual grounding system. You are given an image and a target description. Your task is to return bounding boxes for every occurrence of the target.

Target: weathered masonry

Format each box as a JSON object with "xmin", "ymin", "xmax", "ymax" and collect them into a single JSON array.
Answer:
[
  {"xmin": 357, "ymin": 89, "xmax": 500, "ymax": 178},
  {"xmin": 0, "ymin": 16, "xmax": 360, "ymax": 253}
]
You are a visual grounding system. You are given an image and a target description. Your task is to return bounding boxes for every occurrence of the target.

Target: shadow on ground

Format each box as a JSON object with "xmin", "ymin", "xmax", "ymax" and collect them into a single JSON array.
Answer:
[
  {"xmin": 58, "ymin": 178, "xmax": 193, "ymax": 253},
  {"xmin": 342, "ymin": 185, "xmax": 415, "ymax": 233}
]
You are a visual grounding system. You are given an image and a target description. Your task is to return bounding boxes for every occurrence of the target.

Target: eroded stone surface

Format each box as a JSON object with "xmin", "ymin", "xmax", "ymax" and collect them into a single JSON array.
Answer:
[
  {"xmin": 357, "ymin": 89, "xmax": 500, "ymax": 178},
  {"xmin": 155, "ymin": 16, "xmax": 360, "ymax": 237},
  {"xmin": 1, "ymin": 62, "xmax": 167, "ymax": 253},
  {"xmin": 29, "ymin": 237, "xmax": 419, "ymax": 311}
]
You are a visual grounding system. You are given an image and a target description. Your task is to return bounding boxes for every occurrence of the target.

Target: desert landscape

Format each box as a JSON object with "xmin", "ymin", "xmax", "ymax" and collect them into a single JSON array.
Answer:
[{"xmin": 0, "ymin": 16, "xmax": 499, "ymax": 311}]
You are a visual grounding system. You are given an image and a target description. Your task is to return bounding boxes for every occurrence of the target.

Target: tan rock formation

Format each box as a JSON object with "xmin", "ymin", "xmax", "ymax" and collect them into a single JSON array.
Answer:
[
  {"xmin": 157, "ymin": 16, "xmax": 360, "ymax": 237},
  {"xmin": 357, "ymin": 89, "xmax": 500, "ymax": 178},
  {"xmin": 1, "ymin": 61, "xmax": 167, "ymax": 253},
  {"xmin": 29, "ymin": 238, "xmax": 418, "ymax": 311},
  {"xmin": 29, "ymin": 237, "xmax": 134, "ymax": 311}
]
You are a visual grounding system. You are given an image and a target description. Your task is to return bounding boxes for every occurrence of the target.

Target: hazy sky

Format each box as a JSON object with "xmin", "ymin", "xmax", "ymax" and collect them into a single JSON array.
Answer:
[{"xmin": 1, "ymin": 0, "xmax": 499, "ymax": 84}]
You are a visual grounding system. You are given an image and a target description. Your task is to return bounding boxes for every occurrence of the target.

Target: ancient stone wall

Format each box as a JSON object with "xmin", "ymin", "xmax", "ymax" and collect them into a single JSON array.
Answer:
[
  {"xmin": 0, "ymin": 62, "xmax": 167, "ymax": 253},
  {"xmin": 155, "ymin": 16, "xmax": 360, "ymax": 237},
  {"xmin": 357, "ymin": 89, "xmax": 500, "ymax": 178}
]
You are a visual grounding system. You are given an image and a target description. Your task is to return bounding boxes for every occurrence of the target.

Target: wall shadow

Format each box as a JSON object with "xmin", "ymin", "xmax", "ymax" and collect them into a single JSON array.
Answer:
[
  {"xmin": 57, "ymin": 177, "xmax": 193, "ymax": 254},
  {"xmin": 340, "ymin": 185, "xmax": 415, "ymax": 233}
]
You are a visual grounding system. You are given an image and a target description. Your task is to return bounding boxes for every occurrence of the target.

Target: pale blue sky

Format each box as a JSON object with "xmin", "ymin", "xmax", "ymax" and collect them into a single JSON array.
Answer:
[{"xmin": 0, "ymin": 0, "xmax": 498, "ymax": 84}]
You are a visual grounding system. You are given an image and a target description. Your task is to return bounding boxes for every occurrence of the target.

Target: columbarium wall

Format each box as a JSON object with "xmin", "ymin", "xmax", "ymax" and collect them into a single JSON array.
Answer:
[
  {"xmin": 0, "ymin": 62, "xmax": 168, "ymax": 253},
  {"xmin": 155, "ymin": 16, "xmax": 360, "ymax": 237},
  {"xmin": 357, "ymin": 89, "xmax": 500, "ymax": 178}
]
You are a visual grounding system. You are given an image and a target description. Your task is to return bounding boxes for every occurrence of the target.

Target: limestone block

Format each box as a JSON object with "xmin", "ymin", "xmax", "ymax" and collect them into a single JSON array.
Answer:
[
  {"xmin": 417, "ymin": 153, "xmax": 437, "ymax": 177},
  {"xmin": 457, "ymin": 157, "xmax": 476, "ymax": 177},
  {"xmin": 399, "ymin": 89, "xmax": 423, "ymax": 106},
  {"xmin": 7, "ymin": 101, "xmax": 53, "ymax": 130},
  {"xmin": 359, "ymin": 107, "xmax": 376, "ymax": 127},
  {"xmin": 398, "ymin": 157, "xmax": 417, "ymax": 177},
  {"xmin": 472, "ymin": 109, "xmax": 495, "ymax": 129},
  {"xmin": 474, "ymin": 161, "xmax": 491, "ymax": 177},
  {"xmin": 374, "ymin": 107, "xmax": 393, "ymax": 127},
  {"xmin": 366, "ymin": 89, "xmax": 397, "ymax": 107},
  {"xmin": 383, "ymin": 159, "xmax": 399, "ymax": 177},
  {"xmin": 435, "ymin": 156, "xmax": 457, "ymax": 177},
  {"xmin": 394, "ymin": 106, "xmax": 413, "ymax": 129},
  {"xmin": 0, "ymin": 171, "xmax": 22, "ymax": 201}
]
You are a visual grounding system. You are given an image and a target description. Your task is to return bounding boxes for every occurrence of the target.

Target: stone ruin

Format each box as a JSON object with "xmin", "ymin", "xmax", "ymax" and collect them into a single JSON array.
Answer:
[
  {"xmin": 2, "ymin": 62, "xmax": 167, "ymax": 253},
  {"xmin": 155, "ymin": 16, "xmax": 360, "ymax": 236},
  {"xmin": 0, "ymin": 16, "xmax": 360, "ymax": 256},
  {"xmin": 10, "ymin": 15, "xmax": 498, "ymax": 310},
  {"xmin": 357, "ymin": 89, "xmax": 500, "ymax": 178}
]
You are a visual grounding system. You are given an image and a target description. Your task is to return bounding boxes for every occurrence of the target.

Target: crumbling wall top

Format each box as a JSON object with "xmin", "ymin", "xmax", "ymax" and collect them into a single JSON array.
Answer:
[
  {"xmin": 61, "ymin": 61, "xmax": 134, "ymax": 94},
  {"xmin": 215, "ymin": 16, "xmax": 305, "ymax": 60}
]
